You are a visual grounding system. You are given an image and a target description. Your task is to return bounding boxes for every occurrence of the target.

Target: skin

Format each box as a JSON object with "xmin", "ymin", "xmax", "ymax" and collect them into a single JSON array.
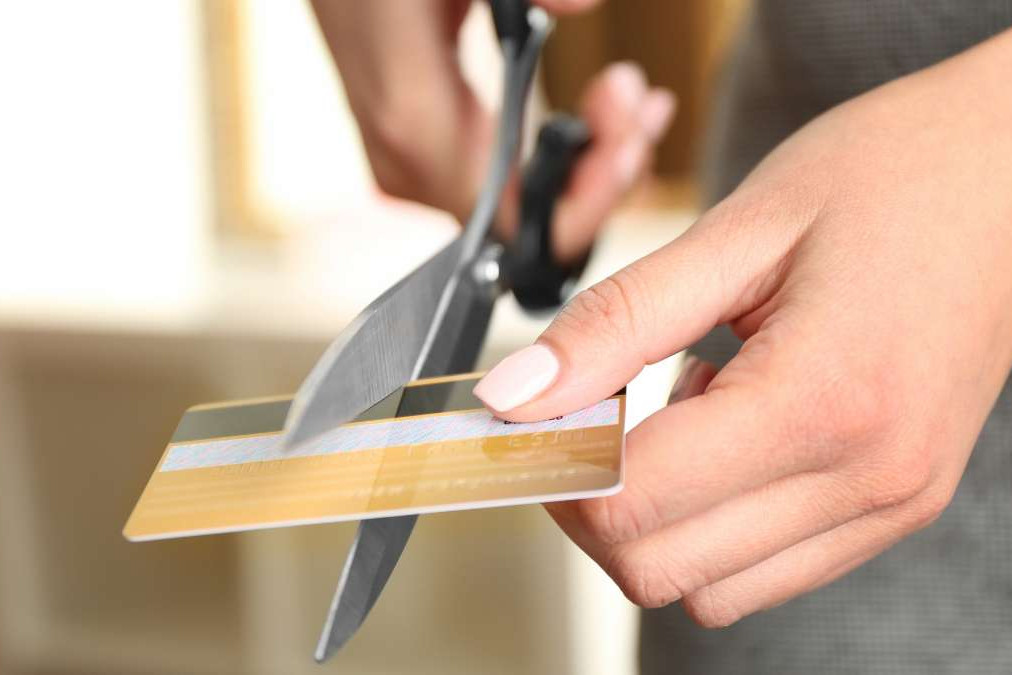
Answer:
[
  {"xmin": 316, "ymin": 1, "xmax": 1012, "ymax": 627},
  {"xmin": 310, "ymin": 0, "xmax": 672, "ymax": 264},
  {"xmin": 485, "ymin": 28, "xmax": 1012, "ymax": 625}
]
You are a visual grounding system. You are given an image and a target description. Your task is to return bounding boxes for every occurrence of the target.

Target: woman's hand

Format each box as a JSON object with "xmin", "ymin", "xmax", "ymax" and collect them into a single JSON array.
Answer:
[
  {"xmin": 311, "ymin": 0, "xmax": 673, "ymax": 263},
  {"xmin": 472, "ymin": 29, "xmax": 1012, "ymax": 625}
]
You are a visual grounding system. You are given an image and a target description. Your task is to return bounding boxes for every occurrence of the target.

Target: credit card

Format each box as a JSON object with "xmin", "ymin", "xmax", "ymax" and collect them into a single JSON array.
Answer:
[{"xmin": 124, "ymin": 373, "xmax": 625, "ymax": 541}]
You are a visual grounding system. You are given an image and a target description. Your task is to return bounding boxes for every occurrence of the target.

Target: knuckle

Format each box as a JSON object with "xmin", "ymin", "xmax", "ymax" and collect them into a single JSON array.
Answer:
[
  {"xmin": 800, "ymin": 370, "xmax": 900, "ymax": 462},
  {"xmin": 682, "ymin": 587, "xmax": 744, "ymax": 629},
  {"xmin": 698, "ymin": 190, "xmax": 797, "ymax": 276},
  {"xmin": 564, "ymin": 277, "xmax": 632, "ymax": 338},
  {"xmin": 906, "ymin": 482, "xmax": 957, "ymax": 530},
  {"xmin": 605, "ymin": 547, "xmax": 683, "ymax": 609},
  {"xmin": 363, "ymin": 101, "xmax": 421, "ymax": 159},
  {"xmin": 851, "ymin": 440, "xmax": 934, "ymax": 513},
  {"xmin": 886, "ymin": 445, "xmax": 934, "ymax": 504},
  {"xmin": 363, "ymin": 147, "xmax": 416, "ymax": 201},
  {"xmin": 705, "ymin": 193, "xmax": 776, "ymax": 240},
  {"xmin": 574, "ymin": 494, "xmax": 648, "ymax": 546},
  {"xmin": 709, "ymin": 166, "xmax": 827, "ymax": 233},
  {"xmin": 558, "ymin": 268, "xmax": 650, "ymax": 347},
  {"xmin": 371, "ymin": 164, "xmax": 410, "ymax": 200},
  {"xmin": 359, "ymin": 108, "xmax": 432, "ymax": 200}
]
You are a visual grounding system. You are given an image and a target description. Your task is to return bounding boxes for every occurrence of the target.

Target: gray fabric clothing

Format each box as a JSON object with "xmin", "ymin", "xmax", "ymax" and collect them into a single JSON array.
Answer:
[
  {"xmin": 700, "ymin": 1, "xmax": 1012, "ymax": 204},
  {"xmin": 640, "ymin": 2, "xmax": 1012, "ymax": 673}
]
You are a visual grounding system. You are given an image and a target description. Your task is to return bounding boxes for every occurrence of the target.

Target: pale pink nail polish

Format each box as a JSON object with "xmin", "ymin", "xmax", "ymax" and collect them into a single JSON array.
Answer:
[{"xmin": 473, "ymin": 344, "xmax": 560, "ymax": 412}]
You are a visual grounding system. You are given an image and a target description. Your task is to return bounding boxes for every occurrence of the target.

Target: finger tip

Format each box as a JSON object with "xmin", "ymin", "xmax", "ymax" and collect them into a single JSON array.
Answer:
[
  {"xmin": 642, "ymin": 90, "xmax": 677, "ymax": 141},
  {"xmin": 471, "ymin": 381, "xmax": 514, "ymax": 419},
  {"xmin": 581, "ymin": 62, "xmax": 653, "ymax": 136},
  {"xmin": 652, "ymin": 87, "xmax": 678, "ymax": 109},
  {"xmin": 473, "ymin": 344, "xmax": 560, "ymax": 415},
  {"xmin": 604, "ymin": 61, "xmax": 648, "ymax": 109}
]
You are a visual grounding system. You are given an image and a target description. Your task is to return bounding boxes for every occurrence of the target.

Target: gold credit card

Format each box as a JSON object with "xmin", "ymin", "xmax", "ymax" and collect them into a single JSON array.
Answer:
[{"xmin": 124, "ymin": 373, "xmax": 625, "ymax": 541}]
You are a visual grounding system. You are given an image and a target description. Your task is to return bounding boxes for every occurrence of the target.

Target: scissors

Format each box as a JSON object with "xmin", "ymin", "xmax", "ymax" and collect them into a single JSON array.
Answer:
[{"xmin": 281, "ymin": 0, "xmax": 592, "ymax": 663}]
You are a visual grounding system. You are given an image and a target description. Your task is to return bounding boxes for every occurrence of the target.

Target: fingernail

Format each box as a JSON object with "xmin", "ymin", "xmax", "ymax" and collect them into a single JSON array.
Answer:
[
  {"xmin": 608, "ymin": 62, "xmax": 647, "ymax": 109},
  {"xmin": 473, "ymin": 344, "xmax": 560, "ymax": 412},
  {"xmin": 667, "ymin": 356, "xmax": 701, "ymax": 405},
  {"xmin": 641, "ymin": 90, "xmax": 675, "ymax": 142}
]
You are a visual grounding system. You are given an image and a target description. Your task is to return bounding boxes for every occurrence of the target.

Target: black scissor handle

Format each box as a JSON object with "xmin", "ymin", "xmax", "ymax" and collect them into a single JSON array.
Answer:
[
  {"xmin": 489, "ymin": 0, "xmax": 532, "ymax": 48},
  {"xmin": 505, "ymin": 114, "xmax": 592, "ymax": 311}
]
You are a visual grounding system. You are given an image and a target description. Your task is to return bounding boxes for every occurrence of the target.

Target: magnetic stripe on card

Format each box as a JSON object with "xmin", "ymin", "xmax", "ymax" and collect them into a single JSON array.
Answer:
[{"xmin": 162, "ymin": 398, "xmax": 620, "ymax": 472}]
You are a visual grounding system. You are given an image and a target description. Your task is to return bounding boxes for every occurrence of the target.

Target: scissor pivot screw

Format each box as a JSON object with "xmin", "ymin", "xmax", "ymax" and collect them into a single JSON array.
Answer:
[{"xmin": 472, "ymin": 244, "xmax": 504, "ymax": 287}]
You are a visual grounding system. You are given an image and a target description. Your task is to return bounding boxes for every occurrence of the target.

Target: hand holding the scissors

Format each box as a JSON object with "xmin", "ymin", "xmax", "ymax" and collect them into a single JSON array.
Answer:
[
  {"xmin": 473, "ymin": 29, "xmax": 1012, "ymax": 624},
  {"xmin": 311, "ymin": 0, "xmax": 674, "ymax": 264}
]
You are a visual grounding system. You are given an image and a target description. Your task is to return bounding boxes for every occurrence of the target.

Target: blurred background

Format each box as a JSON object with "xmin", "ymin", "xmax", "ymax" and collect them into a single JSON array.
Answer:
[{"xmin": 0, "ymin": 1, "xmax": 746, "ymax": 673}]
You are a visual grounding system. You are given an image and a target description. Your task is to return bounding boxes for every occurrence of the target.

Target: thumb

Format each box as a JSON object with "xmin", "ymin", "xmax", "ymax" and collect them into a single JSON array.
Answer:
[{"xmin": 473, "ymin": 200, "xmax": 799, "ymax": 421}]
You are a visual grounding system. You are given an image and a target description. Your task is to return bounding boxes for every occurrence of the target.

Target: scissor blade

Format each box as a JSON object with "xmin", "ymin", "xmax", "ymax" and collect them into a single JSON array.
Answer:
[
  {"xmin": 281, "ymin": 237, "xmax": 464, "ymax": 451},
  {"xmin": 314, "ymin": 515, "xmax": 416, "ymax": 663},
  {"xmin": 311, "ymin": 5, "xmax": 553, "ymax": 662},
  {"xmin": 315, "ymin": 247, "xmax": 499, "ymax": 662}
]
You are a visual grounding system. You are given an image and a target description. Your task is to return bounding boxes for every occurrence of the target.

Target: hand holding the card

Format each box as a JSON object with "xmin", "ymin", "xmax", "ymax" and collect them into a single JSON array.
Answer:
[
  {"xmin": 310, "ymin": 0, "xmax": 673, "ymax": 264},
  {"xmin": 473, "ymin": 29, "xmax": 1012, "ymax": 624}
]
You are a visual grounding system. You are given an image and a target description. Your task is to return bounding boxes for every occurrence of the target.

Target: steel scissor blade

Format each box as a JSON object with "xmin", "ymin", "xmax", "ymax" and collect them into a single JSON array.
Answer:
[
  {"xmin": 285, "ymin": 5, "xmax": 548, "ymax": 454},
  {"xmin": 281, "ymin": 236, "xmax": 464, "ymax": 451},
  {"xmin": 303, "ymin": 5, "xmax": 553, "ymax": 663},
  {"xmin": 315, "ymin": 515, "xmax": 417, "ymax": 663},
  {"xmin": 313, "ymin": 248, "xmax": 499, "ymax": 661}
]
